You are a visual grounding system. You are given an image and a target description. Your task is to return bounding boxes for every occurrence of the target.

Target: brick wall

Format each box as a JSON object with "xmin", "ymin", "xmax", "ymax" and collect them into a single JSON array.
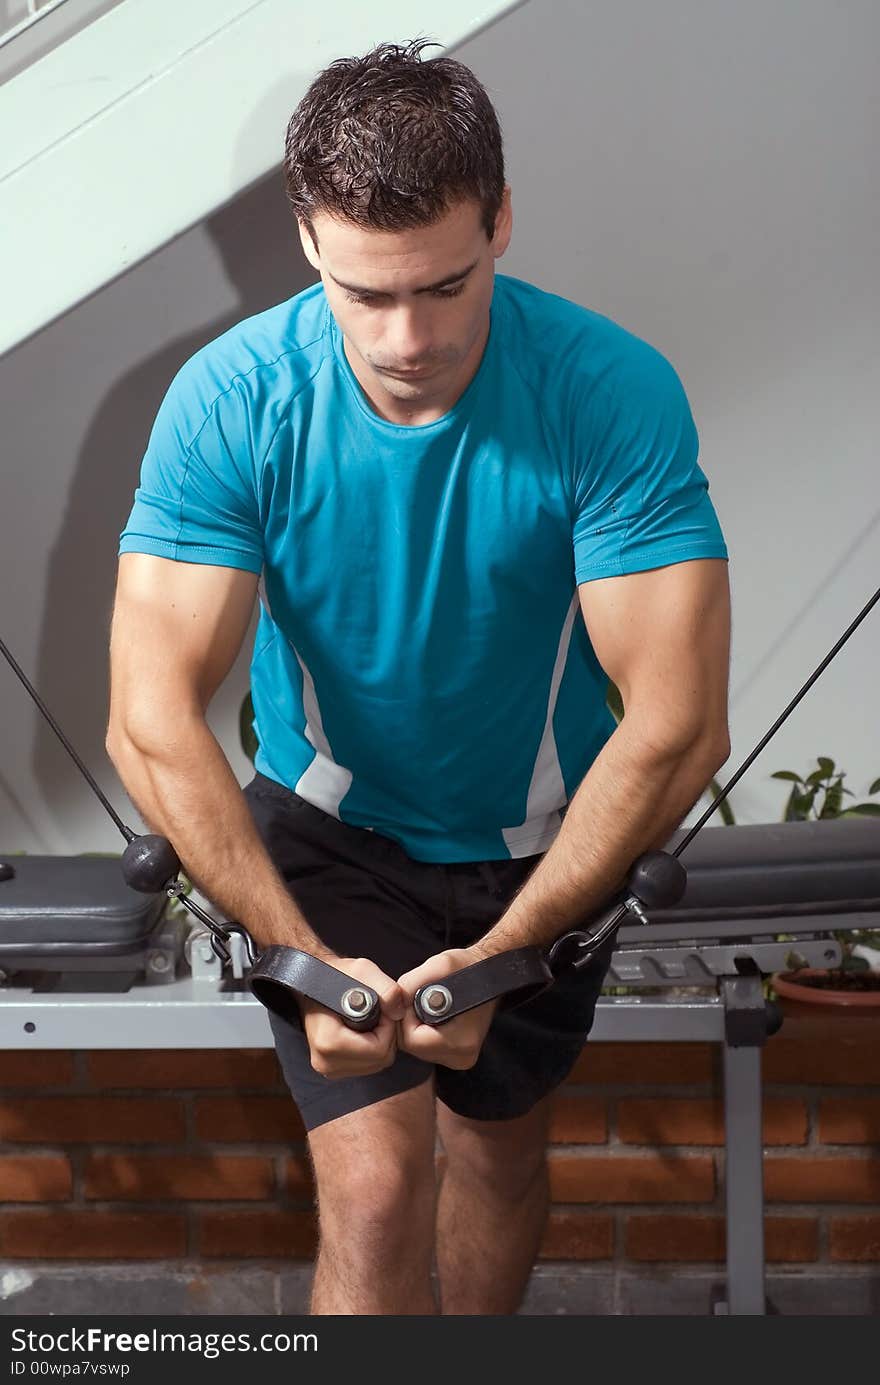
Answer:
[{"xmin": 1, "ymin": 1007, "xmax": 879, "ymax": 1273}]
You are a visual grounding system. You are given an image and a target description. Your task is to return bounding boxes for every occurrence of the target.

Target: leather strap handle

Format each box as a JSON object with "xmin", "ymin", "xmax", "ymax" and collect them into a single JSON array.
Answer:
[
  {"xmin": 412, "ymin": 946, "xmax": 553, "ymax": 1026},
  {"xmin": 249, "ymin": 945, "xmax": 381, "ymax": 1031}
]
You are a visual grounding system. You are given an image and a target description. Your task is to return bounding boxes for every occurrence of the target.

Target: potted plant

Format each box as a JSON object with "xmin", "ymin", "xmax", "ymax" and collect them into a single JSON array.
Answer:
[{"xmin": 768, "ymin": 757, "xmax": 880, "ymax": 1005}]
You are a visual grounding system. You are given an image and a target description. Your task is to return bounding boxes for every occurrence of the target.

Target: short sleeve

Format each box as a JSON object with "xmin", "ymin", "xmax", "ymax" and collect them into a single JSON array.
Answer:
[
  {"xmin": 571, "ymin": 345, "xmax": 728, "ymax": 583},
  {"xmin": 118, "ymin": 362, "xmax": 264, "ymax": 574}
]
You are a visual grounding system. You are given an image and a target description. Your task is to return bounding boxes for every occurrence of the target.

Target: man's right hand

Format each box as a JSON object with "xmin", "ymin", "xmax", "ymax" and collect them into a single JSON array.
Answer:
[{"xmin": 300, "ymin": 956, "xmax": 408, "ymax": 1079}]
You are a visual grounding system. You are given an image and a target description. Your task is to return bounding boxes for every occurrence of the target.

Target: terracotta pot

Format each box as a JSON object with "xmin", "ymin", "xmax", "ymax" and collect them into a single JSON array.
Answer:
[{"xmin": 771, "ymin": 969, "xmax": 880, "ymax": 1007}]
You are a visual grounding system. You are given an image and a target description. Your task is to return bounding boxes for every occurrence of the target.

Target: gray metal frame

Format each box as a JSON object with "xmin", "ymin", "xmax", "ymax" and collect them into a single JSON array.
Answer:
[{"xmin": 0, "ymin": 929, "xmax": 842, "ymax": 1316}]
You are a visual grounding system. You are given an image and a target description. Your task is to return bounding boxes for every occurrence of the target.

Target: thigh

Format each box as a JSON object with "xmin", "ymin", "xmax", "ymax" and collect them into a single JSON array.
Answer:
[
  {"xmin": 306, "ymin": 1080, "xmax": 438, "ymax": 1278},
  {"xmin": 308, "ymin": 1076, "xmax": 437, "ymax": 1205},
  {"xmin": 437, "ymin": 942, "xmax": 613, "ymax": 1122},
  {"xmin": 436, "ymin": 858, "xmax": 615, "ymax": 1122},
  {"xmin": 436, "ymin": 1091, "xmax": 552, "ymax": 1191},
  {"xmin": 268, "ymin": 1007, "xmax": 432, "ymax": 1132}
]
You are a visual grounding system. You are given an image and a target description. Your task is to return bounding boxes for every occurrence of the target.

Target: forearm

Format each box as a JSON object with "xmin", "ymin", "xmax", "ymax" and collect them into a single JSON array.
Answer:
[
  {"xmin": 475, "ymin": 723, "xmax": 727, "ymax": 955},
  {"xmin": 107, "ymin": 716, "xmax": 334, "ymax": 960}
]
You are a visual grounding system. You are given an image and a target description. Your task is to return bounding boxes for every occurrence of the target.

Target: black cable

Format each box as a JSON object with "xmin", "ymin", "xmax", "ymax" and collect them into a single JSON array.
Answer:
[
  {"xmin": 0, "ymin": 635, "xmax": 135, "ymax": 843},
  {"xmin": 674, "ymin": 584, "xmax": 880, "ymax": 857}
]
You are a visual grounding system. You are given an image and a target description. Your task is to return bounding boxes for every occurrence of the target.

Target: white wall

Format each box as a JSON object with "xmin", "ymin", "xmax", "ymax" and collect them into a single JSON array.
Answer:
[
  {"xmin": 0, "ymin": 0, "xmax": 524, "ymax": 354},
  {"xmin": 1, "ymin": 0, "xmax": 878, "ymax": 854}
]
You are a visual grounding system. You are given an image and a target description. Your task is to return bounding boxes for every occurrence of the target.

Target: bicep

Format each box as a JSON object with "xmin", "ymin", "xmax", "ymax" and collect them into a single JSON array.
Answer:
[
  {"xmin": 578, "ymin": 558, "xmax": 731, "ymax": 754},
  {"xmin": 108, "ymin": 553, "xmax": 259, "ymax": 740}
]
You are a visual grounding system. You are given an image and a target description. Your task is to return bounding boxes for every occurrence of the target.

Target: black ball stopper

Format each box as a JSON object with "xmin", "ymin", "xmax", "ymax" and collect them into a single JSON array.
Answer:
[
  {"xmin": 121, "ymin": 834, "xmax": 181, "ymax": 893},
  {"xmin": 628, "ymin": 851, "xmax": 687, "ymax": 909}
]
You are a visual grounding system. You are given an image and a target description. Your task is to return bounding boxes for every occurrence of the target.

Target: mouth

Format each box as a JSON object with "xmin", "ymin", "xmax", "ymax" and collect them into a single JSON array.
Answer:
[{"xmin": 381, "ymin": 366, "xmax": 436, "ymax": 380}]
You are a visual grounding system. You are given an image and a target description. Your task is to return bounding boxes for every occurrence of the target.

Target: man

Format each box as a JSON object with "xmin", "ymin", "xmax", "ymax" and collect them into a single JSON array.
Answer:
[{"xmin": 107, "ymin": 39, "xmax": 731, "ymax": 1314}]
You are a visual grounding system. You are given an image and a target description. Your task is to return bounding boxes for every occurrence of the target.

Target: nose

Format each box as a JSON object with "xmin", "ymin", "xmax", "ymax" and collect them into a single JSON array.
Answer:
[{"xmin": 386, "ymin": 303, "xmax": 433, "ymax": 366}]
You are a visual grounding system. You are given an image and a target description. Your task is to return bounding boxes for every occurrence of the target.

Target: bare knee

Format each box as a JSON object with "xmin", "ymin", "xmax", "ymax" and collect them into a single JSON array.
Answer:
[
  {"xmin": 438, "ymin": 1100, "xmax": 550, "ymax": 1202},
  {"xmin": 318, "ymin": 1149, "xmax": 435, "ymax": 1241},
  {"xmin": 309, "ymin": 1085, "xmax": 437, "ymax": 1266}
]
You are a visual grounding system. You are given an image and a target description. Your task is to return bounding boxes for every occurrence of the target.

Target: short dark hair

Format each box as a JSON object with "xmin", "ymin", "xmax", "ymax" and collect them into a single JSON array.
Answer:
[{"xmin": 283, "ymin": 37, "xmax": 505, "ymax": 247}]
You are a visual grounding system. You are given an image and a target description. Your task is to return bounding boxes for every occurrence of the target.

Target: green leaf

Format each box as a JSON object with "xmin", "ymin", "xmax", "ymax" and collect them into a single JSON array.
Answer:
[
  {"xmin": 869, "ymin": 778, "xmax": 880, "ymax": 795},
  {"xmin": 606, "ymin": 680, "xmax": 624, "ymax": 723},
  {"xmin": 770, "ymin": 771, "xmax": 804, "ymax": 783},
  {"xmin": 239, "ymin": 691, "xmax": 259, "ymax": 764},
  {"xmin": 841, "ymin": 803, "xmax": 880, "ymax": 817},
  {"xmin": 841, "ymin": 953, "xmax": 870, "ymax": 972},
  {"xmin": 784, "ymin": 948, "xmax": 809, "ymax": 970},
  {"xmin": 784, "ymin": 786, "xmax": 815, "ymax": 821},
  {"xmin": 806, "ymin": 767, "xmax": 834, "ymax": 787},
  {"xmin": 703, "ymin": 777, "xmax": 735, "ymax": 825},
  {"xmin": 716, "ymin": 796, "xmax": 736, "ymax": 827},
  {"xmin": 800, "ymin": 788, "xmax": 817, "ymax": 819},
  {"xmin": 816, "ymin": 756, "xmax": 836, "ymax": 777},
  {"xmin": 819, "ymin": 781, "xmax": 844, "ymax": 817}
]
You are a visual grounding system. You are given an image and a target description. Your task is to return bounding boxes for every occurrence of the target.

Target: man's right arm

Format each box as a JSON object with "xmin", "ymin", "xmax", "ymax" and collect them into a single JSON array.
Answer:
[
  {"xmin": 107, "ymin": 551, "xmax": 408, "ymax": 1076},
  {"xmin": 105, "ymin": 552, "xmax": 336, "ymax": 960}
]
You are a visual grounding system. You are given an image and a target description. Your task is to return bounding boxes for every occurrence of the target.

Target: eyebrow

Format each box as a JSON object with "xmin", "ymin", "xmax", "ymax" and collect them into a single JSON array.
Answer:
[{"xmin": 327, "ymin": 259, "xmax": 480, "ymax": 297}]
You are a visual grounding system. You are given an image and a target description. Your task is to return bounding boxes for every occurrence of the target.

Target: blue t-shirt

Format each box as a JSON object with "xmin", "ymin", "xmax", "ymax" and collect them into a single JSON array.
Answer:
[{"xmin": 119, "ymin": 273, "xmax": 728, "ymax": 862}]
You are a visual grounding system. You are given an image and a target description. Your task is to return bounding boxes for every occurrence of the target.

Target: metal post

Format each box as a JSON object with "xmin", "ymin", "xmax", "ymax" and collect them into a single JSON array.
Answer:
[{"xmin": 719, "ymin": 974, "xmax": 767, "ymax": 1314}]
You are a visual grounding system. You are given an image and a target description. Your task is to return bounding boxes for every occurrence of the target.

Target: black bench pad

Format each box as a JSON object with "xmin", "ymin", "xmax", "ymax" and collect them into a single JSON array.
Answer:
[
  {"xmin": 655, "ymin": 818, "xmax": 880, "ymax": 921},
  {"xmin": 0, "ymin": 856, "xmax": 165, "ymax": 956}
]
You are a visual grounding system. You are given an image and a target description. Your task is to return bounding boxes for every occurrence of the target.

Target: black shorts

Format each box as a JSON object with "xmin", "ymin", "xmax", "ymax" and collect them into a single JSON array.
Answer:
[{"xmin": 243, "ymin": 772, "xmax": 613, "ymax": 1132}]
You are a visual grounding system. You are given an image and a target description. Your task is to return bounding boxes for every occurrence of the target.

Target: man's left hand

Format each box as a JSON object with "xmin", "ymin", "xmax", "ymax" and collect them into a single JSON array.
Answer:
[{"xmin": 396, "ymin": 947, "xmax": 498, "ymax": 1069}]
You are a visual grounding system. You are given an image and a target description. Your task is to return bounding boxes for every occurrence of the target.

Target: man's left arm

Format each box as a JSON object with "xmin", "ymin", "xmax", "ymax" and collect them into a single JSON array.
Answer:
[
  {"xmin": 472, "ymin": 556, "xmax": 731, "ymax": 954},
  {"xmin": 396, "ymin": 556, "xmax": 731, "ymax": 1065}
]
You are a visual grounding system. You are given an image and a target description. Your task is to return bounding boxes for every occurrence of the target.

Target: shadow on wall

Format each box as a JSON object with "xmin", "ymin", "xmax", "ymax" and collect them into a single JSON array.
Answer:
[{"xmin": 30, "ymin": 168, "xmax": 315, "ymax": 833}]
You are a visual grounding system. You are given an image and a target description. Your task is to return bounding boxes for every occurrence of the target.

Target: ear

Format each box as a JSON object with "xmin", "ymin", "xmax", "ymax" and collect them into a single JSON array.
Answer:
[
  {"xmin": 492, "ymin": 186, "xmax": 513, "ymax": 260},
  {"xmin": 297, "ymin": 219, "xmax": 320, "ymax": 272}
]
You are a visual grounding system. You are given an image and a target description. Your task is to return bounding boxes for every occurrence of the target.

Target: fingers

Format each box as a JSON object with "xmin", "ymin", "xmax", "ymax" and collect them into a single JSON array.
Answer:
[
  {"xmin": 301, "ymin": 955, "xmax": 406, "ymax": 1079},
  {"xmin": 342, "ymin": 955, "xmax": 408, "ymax": 1023},
  {"xmin": 396, "ymin": 947, "xmax": 469, "ymax": 999},
  {"xmin": 397, "ymin": 998, "xmax": 498, "ymax": 1069},
  {"xmin": 300, "ymin": 950, "xmax": 496, "ymax": 1077},
  {"xmin": 302, "ymin": 1001, "xmax": 398, "ymax": 1078},
  {"xmin": 396, "ymin": 949, "xmax": 498, "ymax": 1070}
]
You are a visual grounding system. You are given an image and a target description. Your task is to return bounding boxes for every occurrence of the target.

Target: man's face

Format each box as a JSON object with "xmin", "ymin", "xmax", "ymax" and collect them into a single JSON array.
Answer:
[{"xmin": 298, "ymin": 189, "xmax": 512, "ymax": 421}]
